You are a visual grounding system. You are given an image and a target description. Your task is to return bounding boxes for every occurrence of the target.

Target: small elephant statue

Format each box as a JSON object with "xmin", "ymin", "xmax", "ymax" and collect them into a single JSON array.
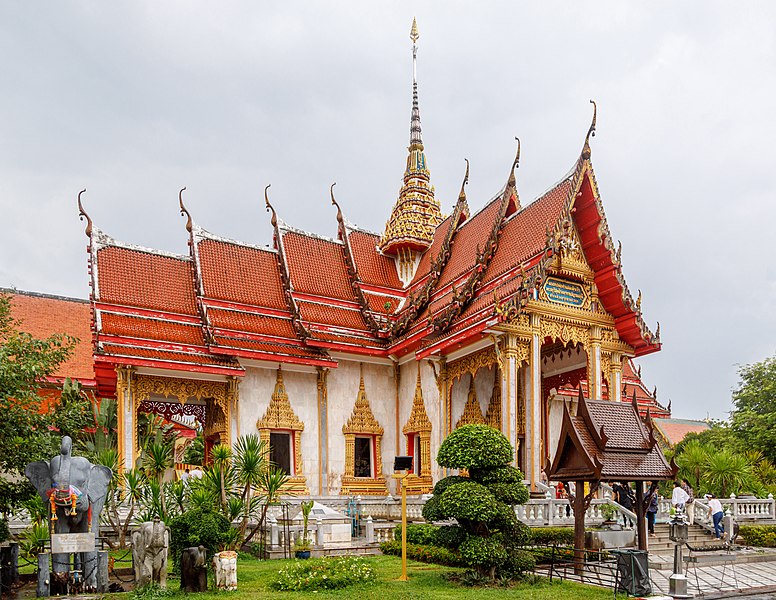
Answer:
[
  {"xmin": 25, "ymin": 436, "xmax": 112, "ymax": 587},
  {"xmin": 180, "ymin": 546, "xmax": 207, "ymax": 593},
  {"xmin": 132, "ymin": 518, "xmax": 170, "ymax": 587},
  {"xmin": 213, "ymin": 551, "xmax": 237, "ymax": 591}
]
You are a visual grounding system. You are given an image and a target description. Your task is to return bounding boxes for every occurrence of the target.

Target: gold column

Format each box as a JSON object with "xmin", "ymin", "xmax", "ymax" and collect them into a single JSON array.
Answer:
[
  {"xmin": 609, "ymin": 352, "xmax": 623, "ymax": 402},
  {"xmin": 115, "ymin": 367, "xmax": 130, "ymax": 473},
  {"xmin": 316, "ymin": 367, "xmax": 329, "ymax": 495},
  {"xmin": 589, "ymin": 325, "xmax": 602, "ymax": 400},
  {"xmin": 527, "ymin": 313, "xmax": 542, "ymax": 490}
]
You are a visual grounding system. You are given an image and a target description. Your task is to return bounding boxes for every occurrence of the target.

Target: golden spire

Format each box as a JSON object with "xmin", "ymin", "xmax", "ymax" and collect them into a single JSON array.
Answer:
[{"xmin": 379, "ymin": 19, "xmax": 443, "ymax": 274}]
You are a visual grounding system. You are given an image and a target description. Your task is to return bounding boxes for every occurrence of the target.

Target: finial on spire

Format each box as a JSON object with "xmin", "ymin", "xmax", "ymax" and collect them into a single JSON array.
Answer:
[
  {"xmin": 264, "ymin": 184, "xmax": 277, "ymax": 228},
  {"xmin": 458, "ymin": 159, "xmax": 469, "ymax": 202},
  {"xmin": 77, "ymin": 189, "xmax": 92, "ymax": 238},
  {"xmin": 508, "ymin": 137, "xmax": 521, "ymax": 187},
  {"xmin": 179, "ymin": 187, "xmax": 192, "ymax": 233},
  {"xmin": 410, "ymin": 17, "xmax": 419, "ymax": 44},
  {"xmin": 582, "ymin": 100, "xmax": 597, "ymax": 159},
  {"xmin": 330, "ymin": 182, "xmax": 344, "ymax": 225},
  {"xmin": 409, "ymin": 18, "xmax": 423, "ymax": 150}
]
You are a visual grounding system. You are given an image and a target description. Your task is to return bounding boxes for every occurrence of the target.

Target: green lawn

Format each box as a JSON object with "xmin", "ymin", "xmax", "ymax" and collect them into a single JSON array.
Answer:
[{"xmin": 158, "ymin": 554, "xmax": 613, "ymax": 600}]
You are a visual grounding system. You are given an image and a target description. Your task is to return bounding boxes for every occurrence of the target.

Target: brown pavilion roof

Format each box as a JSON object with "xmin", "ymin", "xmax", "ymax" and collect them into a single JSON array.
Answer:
[{"xmin": 548, "ymin": 388, "xmax": 677, "ymax": 482}]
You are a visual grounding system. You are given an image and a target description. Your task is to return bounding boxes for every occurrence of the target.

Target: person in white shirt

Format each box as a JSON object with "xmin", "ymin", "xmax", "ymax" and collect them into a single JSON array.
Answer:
[
  {"xmin": 705, "ymin": 494, "xmax": 725, "ymax": 539},
  {"xmin": 671, "ymin": 480, "xmax": 689, "ymax": 515},
  {"xmin": 189, "ymin": 467, "xmax": 204, "ymax": 480}
]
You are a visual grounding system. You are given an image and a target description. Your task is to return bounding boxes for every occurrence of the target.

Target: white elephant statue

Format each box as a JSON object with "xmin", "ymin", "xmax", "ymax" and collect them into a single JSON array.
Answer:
[
  {"xmin": 213, "ymin": 551, "xmax": 237, "ymax": 591},
  {"xmin": 132, "ymin": 518, "xmax": 170, "ymax": 588}
]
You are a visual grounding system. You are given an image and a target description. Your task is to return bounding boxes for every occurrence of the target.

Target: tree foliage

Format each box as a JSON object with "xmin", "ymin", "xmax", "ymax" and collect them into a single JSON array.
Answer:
[
  {"xmin": 0, "ymin": 293, "xmax": 77, "ymax": 513},
  {"xmin": 426, "ymin": 424, "xmax": 529, "ymax": 579},
  {"xmin": 730, "ymin": 355, "xmax": 776, "ymax": 464}
]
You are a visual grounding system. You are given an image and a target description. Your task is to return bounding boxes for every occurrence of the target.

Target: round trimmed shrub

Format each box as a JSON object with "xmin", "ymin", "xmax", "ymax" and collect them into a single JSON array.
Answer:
[
  {"xmin": 438, "ymin": 481, "xmax": 497, "ymax": 522},
  {"xmin": 437, "ymin": 425, "xmax": 513, "ymax": 470},
  {"xmin": 432, "ymin": 475, "xmax": 469, "ymax": 496},
  {"xmin": 487, "ymin": 482, "xmax": 530, "ymax": 505},
  {"xmin": 421, "ymin": 493, "xmax": 444, "ymax": 522},
  {"xmin": 500, "ymin": 548, "xmax": 536, "ymax": 578},
  {"xmin": 435, "ymin": 524, "xmax": 468, "ymax": 549},
  {"xmin": 169, "ymin": 507, "xmax": 231, "ymax": 570},
  {"xmin": 459, "ymin": 535, "xmax": 507, "ymax": 569},
  {"xmin": 490, "ymin": 501, "xmax": 518, "ymax": 530},
  {"xmin": 470, "ymin": 465, "xmax": 524, "ymax": 485}
]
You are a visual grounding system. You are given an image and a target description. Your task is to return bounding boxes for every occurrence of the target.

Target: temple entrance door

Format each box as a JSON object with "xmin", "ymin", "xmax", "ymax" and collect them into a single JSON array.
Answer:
[{"xmin": 136, "ymin": 398, "xmax": 207, "ymax": 474}]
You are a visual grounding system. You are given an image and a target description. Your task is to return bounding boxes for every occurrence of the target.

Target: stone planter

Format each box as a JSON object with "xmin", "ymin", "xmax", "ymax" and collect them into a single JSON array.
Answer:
[{"xmin": 585, "ymin": 528, "xmax": 635, "ymax": 551}]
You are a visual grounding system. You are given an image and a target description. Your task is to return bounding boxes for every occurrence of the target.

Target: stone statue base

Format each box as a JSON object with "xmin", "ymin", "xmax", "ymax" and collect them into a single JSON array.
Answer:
[{"xmin": 213, "ymin": 551, "xmax": 237, "ymax": 591}]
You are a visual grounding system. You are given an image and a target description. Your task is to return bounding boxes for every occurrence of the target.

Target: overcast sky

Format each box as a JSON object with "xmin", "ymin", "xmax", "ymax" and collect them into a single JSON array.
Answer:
[{"xmin": 1, "ymin": 2, "xmax": 774, "ymax": 420}]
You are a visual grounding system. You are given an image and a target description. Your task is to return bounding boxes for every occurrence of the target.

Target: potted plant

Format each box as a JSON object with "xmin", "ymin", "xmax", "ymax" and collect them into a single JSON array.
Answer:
[{"xmin": 295, "ymin": 500, "xmax": 314, "ymax": 559}]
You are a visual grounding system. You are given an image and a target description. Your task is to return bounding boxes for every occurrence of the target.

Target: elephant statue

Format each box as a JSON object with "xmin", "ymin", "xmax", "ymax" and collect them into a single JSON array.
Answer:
[
  {"xmin": 213, "ymin": 551, "xmax": 237, "ymax": 591},
  {"xmin": 180, "ymin": 546, "xmax": 207, "ymax": 593},
  {"xmin": 131, "ymin": 518, "xmax": 170, "ymax": 588},
  {"xmin": 25, "ymin": 436, "xmax": 112, "ymax": 588}
]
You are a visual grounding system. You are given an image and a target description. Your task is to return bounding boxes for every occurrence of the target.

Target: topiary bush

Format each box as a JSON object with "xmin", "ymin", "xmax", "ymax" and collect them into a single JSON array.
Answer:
[
  {"xmin": 528, "ymin": 526, "xmax": 575, "ymax": 546},
  {"xmin": 394, "ymin": 523, "xmax": 438, "ymax": 546},
  {"xmin": 169, "ymin": 507, "xmax": 231, "ymax": 570},
  {"xmin": 437, "ymin": 425, "xmax": 513, "ymax": 470},
  {"xmin": 425, "ymin": 424, "xmax": 530, "ymax": 581},
  {"xmin": 380, "ymin": 540, "xmax": 464, "ymax": 566},
  {"xmin": 739, "ymin": 525, "xmax": 776, "ymax": 547}
]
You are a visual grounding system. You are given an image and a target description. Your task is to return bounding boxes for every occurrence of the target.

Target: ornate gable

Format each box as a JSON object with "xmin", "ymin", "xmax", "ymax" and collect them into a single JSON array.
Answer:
[
  {"xmin": 456, "ymin": 375, "xmax": 485, "ymax": 428},
  {"xmin": 257, "ymin": 367, "xmax": 304, "ymax": 431},
  {"xmin": 485, "ymin": 368, "xmax": 501, "ymax": 430},
  {"xmin": 343, "ymin": 369, "xmax": 384, "ymax": 435},
  {"xmin": 403, "ymin": 366, "xmax": 432, "ymax": 434}
]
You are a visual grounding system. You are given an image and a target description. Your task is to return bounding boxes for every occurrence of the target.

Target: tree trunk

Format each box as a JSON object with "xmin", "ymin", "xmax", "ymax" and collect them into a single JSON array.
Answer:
[{"xmin": 636, "ymin": 482, "xmax": 647, "ymax": 551}]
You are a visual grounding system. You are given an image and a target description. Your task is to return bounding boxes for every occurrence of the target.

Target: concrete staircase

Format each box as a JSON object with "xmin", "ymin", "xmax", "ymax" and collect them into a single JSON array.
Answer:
[{"xmin": 648, "ymin": 522, "xmax": 714, "ymax": 570}]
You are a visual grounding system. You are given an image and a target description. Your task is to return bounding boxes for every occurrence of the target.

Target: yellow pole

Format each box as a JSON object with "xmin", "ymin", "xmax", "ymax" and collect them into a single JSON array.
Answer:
[{"xmin": 392, "ymin": 472, "xmax": 409, "ymax": 581}]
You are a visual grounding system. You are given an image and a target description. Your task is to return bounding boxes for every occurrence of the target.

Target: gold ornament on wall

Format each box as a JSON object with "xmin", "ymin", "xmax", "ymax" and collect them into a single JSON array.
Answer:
[{"xmin": 456, "ymin": 375, "xmax": 486, "ymax": 428}]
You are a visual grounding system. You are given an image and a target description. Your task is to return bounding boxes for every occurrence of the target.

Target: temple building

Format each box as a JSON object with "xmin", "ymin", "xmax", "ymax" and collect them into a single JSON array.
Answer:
[{"xmin": 76, "ymin": 21, "xmax": 667, "ymax": 495}]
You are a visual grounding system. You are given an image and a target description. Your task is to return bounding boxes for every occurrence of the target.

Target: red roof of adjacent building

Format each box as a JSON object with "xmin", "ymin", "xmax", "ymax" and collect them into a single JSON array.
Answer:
[
  {"xmin": 652, "ymin": 418, "xmax": 710, "ymax": 448},
  {"xmin": 6, "ymin": 290, "xmax": 95, "ymax": 385}
]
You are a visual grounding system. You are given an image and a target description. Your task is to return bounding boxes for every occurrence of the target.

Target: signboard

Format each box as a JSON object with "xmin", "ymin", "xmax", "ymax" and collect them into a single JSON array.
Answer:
[
  {"xmin": 544, "ymin": 277, "xmax": 586, "ymax": 307},
  {"xmin": 51, "ymin": 533, "xmax": 95, "ymax": 554}
]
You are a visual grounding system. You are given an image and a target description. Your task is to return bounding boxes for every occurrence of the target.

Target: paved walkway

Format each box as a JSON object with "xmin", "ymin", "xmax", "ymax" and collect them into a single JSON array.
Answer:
[{"xmin": 650, "ymin": 559, "xmax": 776, "ymax": 598}]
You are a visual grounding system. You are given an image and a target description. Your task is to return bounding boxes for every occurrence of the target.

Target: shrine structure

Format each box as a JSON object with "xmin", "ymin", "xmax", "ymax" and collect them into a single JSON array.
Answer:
[{"xmin": 77, "ymin": 20, "xmax": 667, "ymax": 495}]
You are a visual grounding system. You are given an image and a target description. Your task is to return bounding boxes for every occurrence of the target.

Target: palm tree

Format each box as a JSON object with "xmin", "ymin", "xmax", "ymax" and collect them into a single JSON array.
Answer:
[
  {"xmin": 705, "ymin": 449, "xmax": 753, "ymax": 497},
  {"xmin": 675, "ymin": 439, "xmax": 710, "ymax": 491},
  {"xmin": 143, "ymin": 441, "xmax": 173, "ymax": 517},
  {"xmin": 211, "ymin": 444, "xmax": 232, "ymax": 512},
  {"xmin": 233, "ymin": 434, "xmax": 268, "ymax": 537},
  {"xmin": 244, "ymin": 466, "xmax": 289, "ymax": 546}
]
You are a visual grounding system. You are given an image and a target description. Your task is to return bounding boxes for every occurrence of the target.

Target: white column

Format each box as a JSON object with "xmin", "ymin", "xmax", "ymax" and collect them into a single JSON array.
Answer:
[
  {"xmin": 123, "ymin": 376, "xmax": 135, "ymax": 471},
  {"xmin": 610, "ymin": 352, "xmax": 623, "ymax": 402},
  {"xmin": 589, "ymin": 325, "xmax": 602, "ymax": 400},
  {"xmin": 526, "ymin": 314, "xmax": 542, "ymax": 490}
]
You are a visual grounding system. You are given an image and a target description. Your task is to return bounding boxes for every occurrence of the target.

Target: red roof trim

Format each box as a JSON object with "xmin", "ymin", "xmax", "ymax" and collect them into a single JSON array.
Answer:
[
  {"xmin": 201, "ymin": 298, "xmax": 291, "ymax": 319},
  {"xmin": 94, "ymin": 354, "xmax": 244, "ymax": 376},
  {"xmin": 97, "ymin": 334, "xmax": 210, "ymax": 356},
  {"xmin": 209, "ymin": 345, "xmax": 337, "ymax": 368},
  {"xmin": 292, "ymin": 292, "xmax": 361, "ymax": 310},
  {"xmin": 211, "ymin": 327, "xmax": 302, "ymax": 347},
  {"xmin": 95, "ymin": 303, "xmax": 201, "ymax": 325}
]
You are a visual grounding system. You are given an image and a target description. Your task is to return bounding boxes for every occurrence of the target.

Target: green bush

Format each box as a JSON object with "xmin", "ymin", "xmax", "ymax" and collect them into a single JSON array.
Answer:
[
  {"xmin": 460, "ymin": 536, "xmax": 507, "ymax": 569},
  {"xmin": 469, "ymin": 465, "xmax": 524, "ymax": 485},
  {"xmin": 490, "ymin": 502, "xmax": 518, "ymax": 530},
  {"xmin": 169, "ymin": 507, "xmax": 231, "ymax": 570},
  {"xmin": 486, "ymin": 482, "xmax": 529, "ymax": 505},
  {"xmin": 438, "ymin": 481, "xmax": 498, "ymax": 522},
  {"xmin": 380, "ymin": 540, "xmax": 464, "ymax": 566},
  {"xmin": 271, "ymin": 555, "xmax": 376, "ymax": 591},
  {"xmin": 421, "ymin": 493, "xmax": 444, "ymax": 522},
  {"xmin": 394, "ymin": 523, "xmax": 438, "ymax": 546},
  {"xmin": 508, "ymin": 522, "xmax": 533, "ymax": 547},
  {"xmin": 528, "ymin": 526, "xmax": 575, "ymax": 546},
  {"xmin": 435, "ymin": 525, "xmax": 468, "ymax": 549},
  {"xmin": 131, "ymin": 583, "xmax": 175, "ymax": 600},
  {"xmin": 739, "ymin": 525, "xmax": 776, "ymax": 547},
  {"xmin": 500, "ymin": 549, "xmax": 537, "ymax": 578},
  {"xmin": 528, "ymin": 546, "xmax": 576, "ymax": 564},
  {"xmin": 437, "ymin": 425, "xmax": 513, "ymax": 470},
  {"xmin": 433, "ymin": 475, "xmax": 470, "ymax": 495}
]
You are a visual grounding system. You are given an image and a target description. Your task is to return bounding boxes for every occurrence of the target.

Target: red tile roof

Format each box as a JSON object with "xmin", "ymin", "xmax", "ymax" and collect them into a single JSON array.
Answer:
[
  {"xmin": 100, "ymin": 343, "xmax": 239, "ymax": 369},
  {"xmin": 211, "ymin": 336, "xmax": 332, "ymax": 361},
  {"xmin": 282, "ymin": 231, "xmax": 354, "ymax": 301},
  {"xmin": 208, "ymin": 308, "xmax": 296, "ymax": 340},
  {"xmin": 100, "ymin": 312, "xmax": 204, "ymax": 346},
  {"xmin": 410, "ymin": 215, "xmax": 452, "ymax": 287},
  {"xmin": 97, "ymin": 246, "xmax": 198, "ymax": 315},
  {"xmin": 196, "ymin": 238, "xmax": 286, "ymax": 310},
  {"xmin": 652, "ymin": 419, "xmax": 710, "ymax": 447},
  {"xmin": 7, "ymin": 291, "xmax": 94, "ymax": 382},
  {"xmin": 297, "ymin": 301, "xmax": 370, "ymax": 332},
  {"xmin": 347, "ymin": 230, "xmax": 402, "ymax": 290}
]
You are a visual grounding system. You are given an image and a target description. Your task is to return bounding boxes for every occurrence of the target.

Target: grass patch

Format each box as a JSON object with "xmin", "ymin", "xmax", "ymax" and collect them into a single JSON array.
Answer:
[{"xmin": 159, "ymin": 554, "xmax": 612, "ymax": 600}]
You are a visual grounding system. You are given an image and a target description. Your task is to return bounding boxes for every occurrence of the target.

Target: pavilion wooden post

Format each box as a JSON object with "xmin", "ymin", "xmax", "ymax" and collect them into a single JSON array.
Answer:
[
  {"xmin": 574, "ymin": 479, "xmax": 585, "ymax": 576},
  {"xmin": 635, "ymin": 482, "xmax": 648, "ymax": 551}
]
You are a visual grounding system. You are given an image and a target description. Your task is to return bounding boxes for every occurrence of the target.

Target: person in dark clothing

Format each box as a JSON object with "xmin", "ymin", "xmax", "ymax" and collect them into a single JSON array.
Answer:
[
  {"xmin": 645, "ymin": 481, "xmax": 659, "ymax": 536},
  {"xmin": 615, "ymin": 481, "xmax": 635, "ymax": 526}
]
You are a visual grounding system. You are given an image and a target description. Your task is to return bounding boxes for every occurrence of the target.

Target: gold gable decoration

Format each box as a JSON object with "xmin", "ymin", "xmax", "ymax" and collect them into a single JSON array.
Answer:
[
  {"xmin": 485, "ymin": 367, "xmax": 502, "ymax": 431},
  {"xmin": 402, "ymin": 364, "xmax": 432, "ymax": 494},
  {"xmin": 341, "ymin": 366, "xmax": 387, "ymax": 496},
  {"xmin": 256, "ymin": 367, "xmax": 308, "ymax": 495},
  {"xmin": 456, "ymin": 375, "xmax": 486, "ymax": 428}
]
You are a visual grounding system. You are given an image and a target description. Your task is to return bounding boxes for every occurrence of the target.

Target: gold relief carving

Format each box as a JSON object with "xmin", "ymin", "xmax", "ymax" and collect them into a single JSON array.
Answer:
[
  {"xmin": 341, "ymin": 366, "xmax": 387, "ymax": 496},
  {"xmin": 456, "ymin": 375, "xmax": 486, "ymax": 428},
  {"xmin": 517, "ymin": 376, "xmax": 525, "ymax": 436},
  {"xmin": 600, "ymin": 351, "xmax": 612, "ymax": 387},
  {"xmin": 540, "ymin": 320, "xmax": 589, "ymax": 347},
  {"xmin": 257, "ymin": 368, "xmax": 304, "ymax": 432},
  {"xmin": 257, "ymin": 368, "xmax": 308, "ymax": 495},
  {"xmin": 447, "ymin": 346, "xmax": 498, "ymax": 383},
  {"xmin": 403, "ymin": 366, "xmax": 432, "ymax": 434},
  {"xmin": 485, "ymin": 368, "xmax": 501, "ymax": 430},
  {"xmin": 115, "ymin": 366, "xmax": 133, "ymax": 471},
  {"xmin": 134, "ymin": 375, "xmax": 230, "ymax": 415}
]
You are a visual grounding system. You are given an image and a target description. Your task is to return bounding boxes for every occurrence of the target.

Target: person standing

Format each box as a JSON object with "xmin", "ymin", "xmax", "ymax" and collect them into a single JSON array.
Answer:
[
  {"xmin": 706, "ymin": 494, "xmax": 725, "ymax": 539},
  {"xmin": 671, "ymin": 480, "xmax": 689, "ymax": 516},
  {"xmin": 181, "ymin": 468, "xmax": 190, "ymax": 484},
  {"xmin": 616, "ymin": 482, "xmax": 635, "ymax": 527},
  {"xmin": 646, "ymin": 482, "xmax": 659, "ymax": 537},
  {"xmin": 682, "ymin": 478, "xmax": 695, "ymax": 524}
]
